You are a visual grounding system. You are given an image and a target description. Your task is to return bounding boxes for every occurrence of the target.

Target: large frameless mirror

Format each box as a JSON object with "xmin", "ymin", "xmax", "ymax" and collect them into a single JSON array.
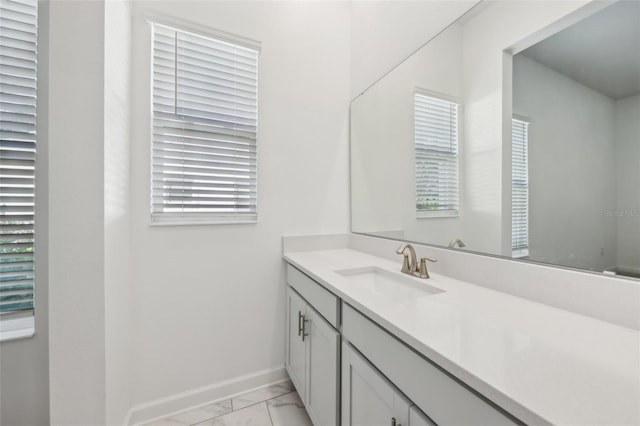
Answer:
[{"xmin": 350, "ymin": 0, "xmax": 640, "ymax": 279}]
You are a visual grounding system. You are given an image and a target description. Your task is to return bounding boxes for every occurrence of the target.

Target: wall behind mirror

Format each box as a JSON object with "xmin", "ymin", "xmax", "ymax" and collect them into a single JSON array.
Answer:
[{"xmin": 351, "ymin": 0, "xmax": 640, "ymax": 279}]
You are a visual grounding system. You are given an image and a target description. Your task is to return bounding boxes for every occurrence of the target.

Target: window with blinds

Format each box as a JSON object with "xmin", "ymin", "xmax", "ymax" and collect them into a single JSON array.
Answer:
[
  {"xmin": 414, "ymin": 92, "xmax": 459, "ymax": 217},
  {"xmin": 151, "ymin": 23, "xmax": 259, "ymax": 224},
  {"xmin": 512, "ymin": 118, "xmax": 529, "ymax": 257},
  {"xmin": 0, "ymin": 0, "xmax": 37, "ymax": 332}
]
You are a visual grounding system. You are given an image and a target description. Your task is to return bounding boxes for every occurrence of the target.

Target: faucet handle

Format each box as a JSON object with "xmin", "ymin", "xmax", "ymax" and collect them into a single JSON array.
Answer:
[{"xmin": 418, "ymin": 257, "xmax": 437, "ymax": 279}]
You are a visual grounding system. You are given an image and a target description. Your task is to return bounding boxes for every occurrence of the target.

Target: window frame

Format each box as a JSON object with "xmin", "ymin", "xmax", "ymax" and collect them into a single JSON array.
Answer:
[
  {"xmin": 413, "ymin": 89, "xmax": 461, "ymax": 219},
  {"xmin": 148, "ymin": 18, "xmax": 261, "ymax": 226}
]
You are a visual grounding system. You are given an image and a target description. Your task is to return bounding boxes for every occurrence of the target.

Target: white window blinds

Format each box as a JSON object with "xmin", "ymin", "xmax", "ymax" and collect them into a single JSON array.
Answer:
[
  {"xmin": 152, "ymin": 23, "xmax": 259, "ymax": 224},
  {"xmin": 512, "ymin": 118, "xmax": 529, "ymax": 256},
  {"xmin": 414, "ymin": 92, "xmax": 459, "ymax": 216},
  {"xmin": 0, "ymin": 0, "xmax": 37, "ymax": 317}
]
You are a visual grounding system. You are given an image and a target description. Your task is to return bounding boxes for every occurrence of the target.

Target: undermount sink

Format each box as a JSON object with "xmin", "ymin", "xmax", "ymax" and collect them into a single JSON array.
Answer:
[{"xmin": 335, "ymin": 266, "xmax": 445, "ymax": 302}]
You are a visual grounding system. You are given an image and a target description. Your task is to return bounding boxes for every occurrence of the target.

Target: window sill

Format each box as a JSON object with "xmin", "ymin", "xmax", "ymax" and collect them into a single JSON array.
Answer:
[
  {"xmin": 417, "ymin": 210, "xmax": 459, "ymax": 219},
  {"xmin": 512, "ymin": 248, "xmax": 530, "ymax": 259},
  {"xmin": 150, "ymin": 219, "xmax": 258, "ymax": 227},
  {"xmin": 0, "ymin": 316, "xmax": 35, "ymax": 343},
  {"xmin": 150, "ymin": 213, "xmax": 258, "ymax": 226}
]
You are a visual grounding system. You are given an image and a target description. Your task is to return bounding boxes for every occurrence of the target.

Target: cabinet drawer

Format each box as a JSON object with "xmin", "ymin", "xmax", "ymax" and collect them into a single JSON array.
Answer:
[
  {"xmin": 287, "ymin": 264, "xmax": 339, "ymax": 328},
  {"xmin": 342, "ymin": 303, "xmax": 521, "ymax": 426}
]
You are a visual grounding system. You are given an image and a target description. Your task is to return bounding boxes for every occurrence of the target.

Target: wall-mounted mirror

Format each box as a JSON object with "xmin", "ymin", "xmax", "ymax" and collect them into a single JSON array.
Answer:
[{"xmin": 351, "ymin": 0, "xmax": 640, "ymax": 279}]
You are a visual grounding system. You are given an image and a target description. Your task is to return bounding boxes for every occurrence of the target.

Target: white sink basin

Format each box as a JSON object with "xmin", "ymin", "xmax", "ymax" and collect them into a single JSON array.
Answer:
[{"xmin": 335, "ymin": 266, "xmax": 444, "ymax": 303}]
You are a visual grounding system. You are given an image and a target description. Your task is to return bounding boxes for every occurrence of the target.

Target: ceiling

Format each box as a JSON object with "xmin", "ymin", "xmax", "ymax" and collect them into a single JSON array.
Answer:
[{"xmin": 521, "ymin": 0, "xmax": 640, "ymax": 100}]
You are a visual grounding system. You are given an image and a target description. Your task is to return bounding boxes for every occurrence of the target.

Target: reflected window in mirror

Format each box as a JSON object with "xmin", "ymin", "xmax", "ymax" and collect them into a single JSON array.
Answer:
[
  {"xmin": 414, "ymin": 91, "xmax": 460, "ymax": 218},
  {"xmin": 512, "ymin": 118, "xmax": 530, "ymax": 258}
]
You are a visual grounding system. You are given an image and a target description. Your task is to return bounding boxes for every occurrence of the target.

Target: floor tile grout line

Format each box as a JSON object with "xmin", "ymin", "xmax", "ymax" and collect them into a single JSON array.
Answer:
[
  {"xmin": 146, "ymin": 398, "xmax": 234, "ymax": 426},
  {"xmin": 185, "ymin": 400, "xmax": 233, "ymax": 426},
  {"xmin": 230, "ymin": 390, "xmax": 296, "ymax": 413},
  {"xmin": 264, "ymin": 390, "xmax": 296, "ymax": 405},
  {"xmin": 186, "ymin": 389, "xmax": 296, "ymax": 426},
  {"xmin": 265, "ymin": 401, "xmax": 276, "ymax": 426}
]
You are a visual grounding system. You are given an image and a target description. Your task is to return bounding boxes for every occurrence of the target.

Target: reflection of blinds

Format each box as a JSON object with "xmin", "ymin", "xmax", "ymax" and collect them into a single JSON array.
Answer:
[
  {"xmin": 512, "ymin": 119, "xmax": 529, "ymax": 253},
  {"xmin": 151, "ymin": 23, "xmax": 259, "ymax": 223},
  {"xmin": 0, "ymin": 0, "xmax": 37, "ymax": 315},
  {"xmin": 414, "ymin": 93, "xmax": 459, "ymax": 214}
]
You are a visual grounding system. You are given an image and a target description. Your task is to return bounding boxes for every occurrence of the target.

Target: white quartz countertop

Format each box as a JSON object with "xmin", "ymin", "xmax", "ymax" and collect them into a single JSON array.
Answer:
[{"xmin": 284, "ymin": 248, "xmax": 640, "ymax": 426}]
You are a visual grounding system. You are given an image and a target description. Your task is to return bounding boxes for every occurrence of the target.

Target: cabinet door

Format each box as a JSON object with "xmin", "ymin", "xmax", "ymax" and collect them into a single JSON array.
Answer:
[
  {"xmin": 342, "ymin": 342, "xmax": 410, "ymax": 426},
  {"xmin": 286, "ymin": 288, "xmax": 307, "ymax": 401},
  {"xmin": 409, "ymin": 406, "xmax": 436, "ymax": 426},
  {"xmin": 306, "ymin": 306, "xmax": 340, "ymax": 426}
]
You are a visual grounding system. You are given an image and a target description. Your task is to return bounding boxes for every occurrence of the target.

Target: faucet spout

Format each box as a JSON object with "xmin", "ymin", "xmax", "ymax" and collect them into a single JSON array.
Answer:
[
  {"xmin": 396, "ymin": 243, "xmax": 417, "ymax": 274},
  {"xmin": 448, "ymin": 239, "xmax": 466, "ymax": 248}
]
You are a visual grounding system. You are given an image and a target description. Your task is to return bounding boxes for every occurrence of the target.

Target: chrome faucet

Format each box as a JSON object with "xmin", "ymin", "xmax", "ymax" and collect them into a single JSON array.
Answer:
[
  {"xmin": 395, "ymin": 243, "xmax": 437, "ymax": 279},
  {"xmin": 448, "ymin": 239, "xmax": 466, "ymax": 248}
]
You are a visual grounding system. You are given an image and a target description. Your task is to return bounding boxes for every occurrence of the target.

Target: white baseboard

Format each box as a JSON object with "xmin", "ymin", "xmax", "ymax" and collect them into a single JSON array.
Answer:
[{"xmin": 127, "ymin": 366, "xmax": 288, "ymax": 425}]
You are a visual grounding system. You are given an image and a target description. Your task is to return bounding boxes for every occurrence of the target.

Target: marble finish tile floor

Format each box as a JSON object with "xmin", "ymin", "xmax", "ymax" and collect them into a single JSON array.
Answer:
[{"xmin": 142, "ymin": 380, "xmax": 312, "ymax": 426}]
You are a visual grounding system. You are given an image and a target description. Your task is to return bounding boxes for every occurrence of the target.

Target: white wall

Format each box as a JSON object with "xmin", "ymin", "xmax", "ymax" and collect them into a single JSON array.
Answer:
[
  {"xmin": 104, "ymin": 1, "xmax": 133, "ymax": 424},
  {"xmin": 0, "ymin": 2, "xmax": 50, "ymax": 425},
  {"xmin": 614, "ymin": 94, "xmax": 640, "ymax": 272},
  {"xmin": 129, "ymin": 0, "xmax": 350, "ymax": 410},
  {"xmin": 349, "ymin": 0, "xmax": 478, "ymax": 98},
  {"xmin": 513, "ymin": 54, "xmax": 617, "ymax": 271},
  {"xmin": 351, "ymin": 23, "xmax": 465, "ymax": 246},
  {"xmin": 48, "ymin": 1, "xmax": 107, "ymax": 424},
  {"xmin": 48, "ymin": 1, "xmax": 134, "ymax": 424}
]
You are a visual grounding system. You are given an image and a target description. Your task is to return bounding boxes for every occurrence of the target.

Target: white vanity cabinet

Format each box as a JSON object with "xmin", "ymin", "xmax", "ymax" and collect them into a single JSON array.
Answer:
[
  {"xmin": 342, "ymin": 342, "xmax": 435, "ymax": 426},
  {"xmin": 286, "ymin": 266, "xmax": 340, "ymax": 426},
  {"xmin": 285, "ymin": 263, "xmax": 521, "ymax": 426}
]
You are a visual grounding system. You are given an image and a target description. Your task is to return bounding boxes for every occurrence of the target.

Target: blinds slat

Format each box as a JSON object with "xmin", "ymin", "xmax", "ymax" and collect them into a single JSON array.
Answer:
[
  {"xmin": 157, "ymin": 188, "xmax": 256, "ymax": 197},
  {"xmin": 153, "ymin": 179, "xmax": 254, "ymax": 190},
  {"xmin": 0, "ymin": 252, "xmax": 33, "ymax": 262},
  {"xmin": 0, "ymin": 223, "xmax": 32, "ymax": 232},
  {"xmin": 153, "ymin": 154, "xmax": 255, "ymax": 170},
  {"xmin": 153, "ymin": 203, "xmax": 256, "ymax": 210},
  {"xmin": 154, "ymin": 114, "xmax": 256, "ymax": 140},
  {"xmin": 168, "ymin": 71, "xmax": 256, "ymax": 96},
  {"xmin": 152, "ymin": 167, "xmax": 256, "ymax": 180},
  {"xmin": 176, "ymin": 30, "xmax": 257, "ymax": 61},
  {"xmin": 154, "ymin": 128, "xmax": 256, "ymax": 145},
  {"xmin": 154, "ymin": 139, "xmax": 255, "ymax": 158},
  {"xmin": 154, "ymin": 76, "xmax": 256, "ymax": 102},
  {"xmin": 152, "ymin": 170, "xmax": 255, "ymax": 183},
  {"xmin": 153, "ymin": 156, "xmax": 256, "ymax": 173},
  {"xmin": 153, "ymin": 194, "xmax": 257, "ymax": 203}
]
